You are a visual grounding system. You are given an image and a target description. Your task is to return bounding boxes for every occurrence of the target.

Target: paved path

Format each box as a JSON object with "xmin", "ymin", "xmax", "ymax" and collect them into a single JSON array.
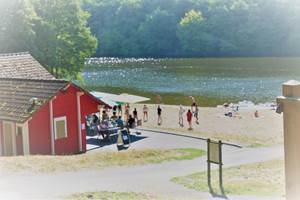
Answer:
[{"xmin": 0, "ymin": 130, "xmax": 284, "ymax": 200}]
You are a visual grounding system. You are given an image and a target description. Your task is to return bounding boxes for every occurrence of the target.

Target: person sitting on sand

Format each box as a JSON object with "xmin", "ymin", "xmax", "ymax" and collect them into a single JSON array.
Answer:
[
  {"xmin": 179, "ymin": 105, "xmax": 185, "ymax": 127},
  {"xmin": 254, "ymin": 110, "xmax": 259, "ymax": 118},
  {"xmin": 157, "ymin": 105, "xmax": 162, "ymax": 125},
  {"xmin": 187, "ymin": 109, "xmax": 193, "ymax": 130},
  {"xmin": 143, "ymin": 105, "xmax": 149, "ymax": 122}
]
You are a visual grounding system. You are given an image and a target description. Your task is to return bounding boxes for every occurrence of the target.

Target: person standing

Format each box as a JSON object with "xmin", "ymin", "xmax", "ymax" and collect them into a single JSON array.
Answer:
[
  {"xmin": 143, "ymin": 104, "xmax": 149, "ymax": 122},
  {"xmin": 187, "ymin": 109, "xmax": 193, "ymax": 130},
  {"xmin": 117, "ymin": 104, "xmax": 122, "ymax": 116},
  {"xmin": 157, "ymin": 105, "xmax": 162, "ymax": 125},
  {"xmin": 112, "ymin": 105, "xmax": 117, "ymax": 116},
  {"xmin": 133, "ymin": 108, "xmax": 138, "ymax": 120},
  {"xmin": 179, "ymin": 105, "xmax": 185, "ymax": 127},
  {"xmin": 194, "ymin": 104, "xmax": 199, "ymax": 124},
  {"xmin": 124, "ymin": 103, "xmax": 130, "ymax": 121}
]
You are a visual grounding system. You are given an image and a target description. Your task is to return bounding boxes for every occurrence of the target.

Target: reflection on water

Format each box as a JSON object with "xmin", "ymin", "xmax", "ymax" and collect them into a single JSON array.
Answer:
[{"xmin": 83, "ymin": 57, "xmax": 300, "ymax": 103}]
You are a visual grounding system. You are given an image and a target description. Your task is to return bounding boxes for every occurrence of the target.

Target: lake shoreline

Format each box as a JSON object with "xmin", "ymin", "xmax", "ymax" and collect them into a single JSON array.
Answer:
[{"xmin": 84, "ymin": 84, "xmax": 276, "ymax": 107}]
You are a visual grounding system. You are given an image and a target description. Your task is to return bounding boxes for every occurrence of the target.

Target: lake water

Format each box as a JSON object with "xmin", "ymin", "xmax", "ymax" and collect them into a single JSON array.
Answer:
[{"xmin": 83, "ymin": 57, "xmax": 300, "ymax": 105}]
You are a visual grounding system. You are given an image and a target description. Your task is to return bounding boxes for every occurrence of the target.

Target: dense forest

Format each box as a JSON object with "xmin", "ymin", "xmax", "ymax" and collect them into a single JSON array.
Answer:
[
  {"xmin": 0, "ymin": 0, "xmax": 299, "ymax": 78},
  {"xmin": 84, "ymin": 0, "xmax": 300, "ymax": 57}
]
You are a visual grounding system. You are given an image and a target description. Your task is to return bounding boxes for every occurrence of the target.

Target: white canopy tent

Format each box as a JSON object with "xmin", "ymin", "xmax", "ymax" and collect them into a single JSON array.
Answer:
[{"xmin": 91, "ymin": 91, "xmax": 150, "ymax": 105}]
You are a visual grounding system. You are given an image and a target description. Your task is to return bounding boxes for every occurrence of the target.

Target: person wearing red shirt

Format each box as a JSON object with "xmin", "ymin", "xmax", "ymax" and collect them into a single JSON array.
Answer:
[{"xmin": 187, "ymin": 109, "xmax": 193, "ymax": 130}]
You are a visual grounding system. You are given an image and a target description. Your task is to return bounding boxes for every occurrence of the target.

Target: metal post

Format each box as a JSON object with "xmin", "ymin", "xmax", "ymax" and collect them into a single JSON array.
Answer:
[
  {"xmin": 207, "ymin": 139, "xmax": 212, "ymax": 192},
  {"xmin": 219, "ymin": 140, "xmax": 224, "ymax": 195}
]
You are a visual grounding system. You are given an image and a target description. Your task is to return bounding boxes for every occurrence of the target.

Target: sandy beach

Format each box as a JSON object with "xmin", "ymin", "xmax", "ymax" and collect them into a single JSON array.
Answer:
[{"xmin": 129, "ymin": 104, "xmax": 283, "ymax": 146}]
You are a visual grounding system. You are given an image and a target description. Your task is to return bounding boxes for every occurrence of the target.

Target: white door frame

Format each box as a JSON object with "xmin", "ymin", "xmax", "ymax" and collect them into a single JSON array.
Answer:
[
  {"xmin": 2, "ymin": 121, "xmax": 16, "ymax": 156},
  {"xmin": 16, "ymin": 122, "xmax": 30, "ymax": 155}
]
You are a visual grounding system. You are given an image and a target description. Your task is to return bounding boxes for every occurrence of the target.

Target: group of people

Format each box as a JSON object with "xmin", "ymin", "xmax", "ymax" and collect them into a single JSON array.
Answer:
[
  {"xmin": 156, "ymin": 96, "xmax": 199, "ymax": 130},
  {"xmin": 178, "ymin": 96, "xmax": 199, "ymax": 130},
  {"xmin": 88, "ymin": 94, "xmax": 201, "ymax": 138}
]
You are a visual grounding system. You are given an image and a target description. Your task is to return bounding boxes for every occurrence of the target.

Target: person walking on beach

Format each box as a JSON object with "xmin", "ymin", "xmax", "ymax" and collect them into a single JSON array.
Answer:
[
  {"xmin": 187, "ymin": 109, "xmax": 193, "ymax": 130},
  {"xmin": 179, "ymin": 105, "xmax": 185, "ymax": 127},
  {"xmin": 133, "ymin": 108, "xmax": 138, "ymax": 120},
  {"xmin": 143, "ymin": 105, "xmax": 149, "ymax": 122},
  {"xmin": 157, "ymin": 105, "xmax": 162, "ymax": 125},
  {"xmin": 194, "ymin": 104, "xmax": 199, "ymax": 124},
  {"xmin": 190, "ymin": 96, "xmax": 197, "ymax": 112}
]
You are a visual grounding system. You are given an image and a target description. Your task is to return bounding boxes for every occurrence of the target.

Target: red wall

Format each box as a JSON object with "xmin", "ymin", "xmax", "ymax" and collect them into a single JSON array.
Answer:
[
  {"xmin": 28, "ymin": 103, "xmax": 51, "ymax": 155},
  {"xmin": 52, "ymin": 86, "xmax": 79, "ymax": 155},
  {"xmin": 0, "ymin": 121, "xmax": 3, "ymax": 155},
  {"xmin": 25, "ymin": 84, "xmax": 102, "ymax": 155},
  {"xmin": 80, "ymin": 93, "xmax": 101, "ymax": 152}
]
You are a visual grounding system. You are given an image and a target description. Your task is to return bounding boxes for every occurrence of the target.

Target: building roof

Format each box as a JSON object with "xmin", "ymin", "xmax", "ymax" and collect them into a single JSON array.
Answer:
[
  {"xmin": 0, "ymin": 78, "xmax": 68, "ymax": 123},
  {"xmin": 0, "ymin": 52, "xmax": 55, "ymax": 80},
  {"xmin": 0, "ymin": 78, "xmax": 110, "ymax": 123}
]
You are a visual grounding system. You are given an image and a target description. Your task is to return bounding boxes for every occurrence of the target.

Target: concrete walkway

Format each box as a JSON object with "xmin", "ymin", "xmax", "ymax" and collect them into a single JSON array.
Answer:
[{"xmin": 0, "ymin": 130, "xmax": 284, "ymax": 200}]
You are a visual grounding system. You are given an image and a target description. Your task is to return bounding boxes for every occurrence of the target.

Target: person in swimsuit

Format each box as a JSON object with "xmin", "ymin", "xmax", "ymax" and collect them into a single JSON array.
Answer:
[{"xmin": 143, "ymin": 105, "xmax": 149, "ymax": 122}]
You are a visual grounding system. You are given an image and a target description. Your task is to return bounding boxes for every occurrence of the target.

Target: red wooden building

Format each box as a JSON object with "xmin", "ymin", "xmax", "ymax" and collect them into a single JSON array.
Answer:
[{"xmin": 0, "ymin": 53, "xmax": 108, "ymax": 156}]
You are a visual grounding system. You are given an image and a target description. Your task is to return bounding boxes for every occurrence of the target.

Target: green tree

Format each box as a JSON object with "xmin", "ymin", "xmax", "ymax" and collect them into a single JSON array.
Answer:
[
  {"xmin": 138, "ymin": 8, "xmax": 179, "ymax": 57},
  {"xmin": 32, "ymin": 0, "xmax": 97, "ymax": 79},
  {"xmin": 0, "ymin": 0, "xmax": 37, "ymax": 53},
  {"xmin": 177, "ymin": 9, "xmax": 216, "ymax": 56}
]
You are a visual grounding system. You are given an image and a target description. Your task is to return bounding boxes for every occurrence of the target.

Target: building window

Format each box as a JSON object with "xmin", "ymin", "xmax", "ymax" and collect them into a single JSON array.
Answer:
[
  {"xmin": 16, "ymin": 126, "xmax": 23, "ymax": 137},
  {"xmin": 54, "ymin": 116, "xmax": 67, "ymax": 140}
]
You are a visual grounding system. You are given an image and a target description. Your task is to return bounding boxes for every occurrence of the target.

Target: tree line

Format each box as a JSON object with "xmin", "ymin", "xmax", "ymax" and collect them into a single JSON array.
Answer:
[
  {"xmin": 84, "ymin": 0, "xmax": 300, "ymax": 57},
  {"xmin": 0, "ymin": 0, "xmax": 299, "ymax": 79}
]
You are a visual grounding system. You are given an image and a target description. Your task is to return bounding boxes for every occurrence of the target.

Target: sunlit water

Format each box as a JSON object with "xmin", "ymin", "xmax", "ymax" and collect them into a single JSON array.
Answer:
[{"xmin": 83, "ymin": 57, "xmax": 300, "ymax": 103}]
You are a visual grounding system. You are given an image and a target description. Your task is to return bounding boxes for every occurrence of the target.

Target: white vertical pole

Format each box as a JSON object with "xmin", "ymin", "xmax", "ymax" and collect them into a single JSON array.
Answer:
[
  {"xmin": 49, "ymin": 100, "xmax": 55, "ymax": 155},
  {"xmin": 277, "ymin": 80, "xmax": 300, "ymax": 200},
  {"xmin": 77, "ymin": 92, "xmax": 84, "ymax": 152}
]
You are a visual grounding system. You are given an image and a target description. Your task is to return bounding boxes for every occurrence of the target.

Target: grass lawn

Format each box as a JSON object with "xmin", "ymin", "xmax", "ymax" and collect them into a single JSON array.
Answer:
[
  {"xmin": 0, "ymin": 148, "xmax": 205, "ymax": 173},
  {"xmin": 66, "ymin": 191, "xmax": 160, "ymax": 200},
  {"xmin": 172, "ymin": 159, "xmax": 285, "ymax": 196}
]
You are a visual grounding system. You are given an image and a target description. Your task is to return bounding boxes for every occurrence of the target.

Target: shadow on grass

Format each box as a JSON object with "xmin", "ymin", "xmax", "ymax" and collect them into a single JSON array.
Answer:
[{"xmin": 208, "ymin": 184, "xmax": 228, "ymax": 199}]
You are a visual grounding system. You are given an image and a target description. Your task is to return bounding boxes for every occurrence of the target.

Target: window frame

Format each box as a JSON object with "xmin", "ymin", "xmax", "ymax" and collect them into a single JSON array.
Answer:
[
  {"xmin": 16, "ymin": 125, "xmax": 23, "ymax": 137},
  {"xmin": 54, "ymin": 116, "xmax": 68, "ymax": 140}
]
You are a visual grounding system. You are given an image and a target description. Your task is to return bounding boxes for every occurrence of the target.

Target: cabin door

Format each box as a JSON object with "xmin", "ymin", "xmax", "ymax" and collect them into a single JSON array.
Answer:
[{"xmin": 3, "ymin": 122, "xmax": 15, "ymax": 156}]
